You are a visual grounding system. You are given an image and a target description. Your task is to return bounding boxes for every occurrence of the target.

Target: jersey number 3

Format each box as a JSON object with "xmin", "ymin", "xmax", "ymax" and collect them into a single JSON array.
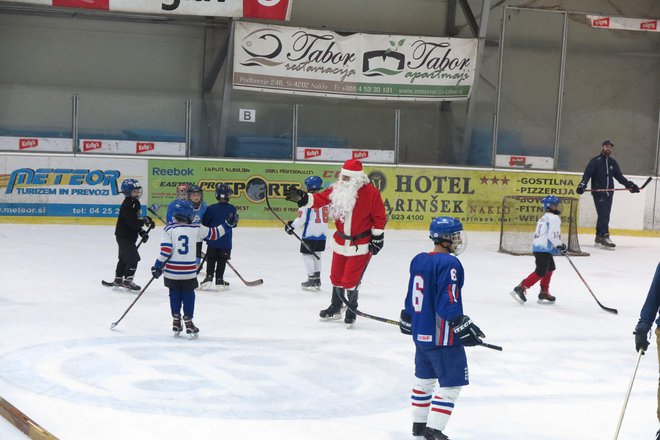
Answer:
[{"xmin": 177, "ymin": 235, "xmax": 189, "ymax": 255}]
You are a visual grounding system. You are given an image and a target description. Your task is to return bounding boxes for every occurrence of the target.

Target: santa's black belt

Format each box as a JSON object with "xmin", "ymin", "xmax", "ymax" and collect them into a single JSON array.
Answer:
[{"xmin": 336, "ymin": 230, "xmax": 371, "ymax": 250}]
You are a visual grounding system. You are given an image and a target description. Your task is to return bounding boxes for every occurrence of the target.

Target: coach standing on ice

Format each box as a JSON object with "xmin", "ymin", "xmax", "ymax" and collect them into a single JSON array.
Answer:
[{"xmin": 576, "ymin": 140, "xmax": 639, "ymax": 249}]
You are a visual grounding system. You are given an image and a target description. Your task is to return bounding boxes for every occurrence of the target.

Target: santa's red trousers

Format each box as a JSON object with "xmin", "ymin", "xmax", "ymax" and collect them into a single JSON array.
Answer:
[{"xmin": 330, "ymin": 252, "xmax": 371, "ymax": 290}]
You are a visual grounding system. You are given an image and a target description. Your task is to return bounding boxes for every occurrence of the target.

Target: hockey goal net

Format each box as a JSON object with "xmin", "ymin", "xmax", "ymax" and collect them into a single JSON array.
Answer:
[{"xmin": 498, "ymin": 195, "xmax": 589, "ymax": 256}]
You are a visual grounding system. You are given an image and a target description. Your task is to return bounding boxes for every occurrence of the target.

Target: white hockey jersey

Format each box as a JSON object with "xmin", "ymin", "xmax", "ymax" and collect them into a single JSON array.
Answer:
[
  {"xmin": 532, "ymin": 212, "xmax": 563, "ymax": 254},
  {"xmin": 156, "ymin": 223, "xmax": 226, "ymax": 280},
  {"xmin": 291, "ymin": 205, "xmax": 329, "ymax": 240}
]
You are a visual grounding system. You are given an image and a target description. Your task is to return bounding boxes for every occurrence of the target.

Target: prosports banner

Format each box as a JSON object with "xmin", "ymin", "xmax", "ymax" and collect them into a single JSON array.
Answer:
[
  {"xmin": 233, "ymin": 21, "xmax": 478, "ymax": 101},
  {"xmin": 11, "ymin": 0, "xmax": 292, "ymax": 20},
  {"xmin": 588, "ymin": 15, "xmax": 659, "ymax": 32}
]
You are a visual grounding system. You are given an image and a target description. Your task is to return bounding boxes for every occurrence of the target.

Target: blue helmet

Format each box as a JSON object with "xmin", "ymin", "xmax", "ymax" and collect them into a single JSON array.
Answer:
[
  {"xmin": 187, "ymin": 184, "xmax": 203, "ymax": 198},
  {"xmin": 215, "ymin": 183, "xmax": 233, "ymax": 202},
  {"xmin": 171, "ymin": 200, "xmax": 194, "ymax": 223},
  {"xmin": 429, "ymin": 217, "xmax": 467, "ymax": 255},
  {"xmin": 304, "ymin": 175, "xmax": 323, "ymax": 192},
  {"xmin": 541, "ymin": 195, "xmax": 561, "ymax": 211},
  {"xmin": 120, "ymin": 179, "xmax": 142, "ymax": 198}
]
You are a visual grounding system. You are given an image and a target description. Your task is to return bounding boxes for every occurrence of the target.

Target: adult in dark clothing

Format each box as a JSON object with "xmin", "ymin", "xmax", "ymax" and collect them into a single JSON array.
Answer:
[
  {"xmin": 201, "ymin": 183, "xmax": 238, "ymax": 290},
  {"xmin": 113, "ymin": 179, "xmax": 154, "ymax": 290},
  {"xmin": 576, "ymin": 140, "xmax": 639, "ymax": 248},
  {"xmin": 633, "ymin": 263, "xmax": 660, "ymax": 440}
]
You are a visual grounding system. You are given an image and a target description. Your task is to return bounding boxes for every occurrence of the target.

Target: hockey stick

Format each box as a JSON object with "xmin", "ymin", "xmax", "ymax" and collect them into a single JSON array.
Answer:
[
  {"xmin": 613, "ymin": 349, "xmax": 645, "ymax": 439},
  {"xmin": 586, "ymin": 176, "xmax": 652, "ymax": 193},
  {"xmin": 265, "ymin": 191, "xmax": 320, "ymax": 260},
  {"xmin": 110, "ymin": 274, "xmax": 158, "ymax": 329},
  {"xmin": 136, "ymin": 222, "xmax": 155, "ymax": 250},
  {"xmin": 226, "ymin": 261, "xmax": 263, "ymax": 286},
  {"xmin": 564, "ymin": 254, "xmax": 618, "ymax": 314},
  {"xmin": 148, "ymin": 203, "xmax": 167, "ymax": 225}
]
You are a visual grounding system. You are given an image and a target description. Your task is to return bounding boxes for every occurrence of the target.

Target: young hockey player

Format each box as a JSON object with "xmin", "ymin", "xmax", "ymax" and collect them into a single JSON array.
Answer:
[
  {"xmin": 285, "ymin": 159, "xmax": 386, "ymax": 328},
  {"xmin": 399, "ymin": 217, "xmax": 486, "ymax": 440},
  {"xmin": 151, "ymin": 199, "xmax": 238, "ymax": 337},
  {"xmin": 511, "ymin": 195, "xmax": 567, "ymax": 304},
  {"xmin": 166, "ymin": 183, "xmax": 189, "ymax": 224},
  {"xmin": 187, "ymin": 184, "xmax": 208, "ymax": 268},
  {"xmin": 201, "ymin": 183, "xmax": 238, "ymax": 290},
  {"xmin": 112, "ymin": 178, "xmax": 154, "ymax": 291},
  {"xmin": 285, "ymin": 175, "xmax": 328, "ymax": 290}
]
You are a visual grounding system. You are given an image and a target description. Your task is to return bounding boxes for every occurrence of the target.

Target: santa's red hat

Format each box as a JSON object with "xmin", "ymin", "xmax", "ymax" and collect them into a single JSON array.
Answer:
[{"xmin": 340, "ymin": 159, "xmax": 364, "ymax": 178}]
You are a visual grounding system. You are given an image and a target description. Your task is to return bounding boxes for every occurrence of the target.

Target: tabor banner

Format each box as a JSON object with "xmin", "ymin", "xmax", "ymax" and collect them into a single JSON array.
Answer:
[
  {"xmin": 79, "ymin": 139, "xmax": 186, "ymax": 156},
  {"xmin": 15, "ymin": 0, "xmax": 291, "ymax": 20},
  {"xmin": 0, "ymin": 136, "xmax": 72, "ymax": 153},
  {"xmin": 0, "ymin": 155, "xmax": 147, "ymax": 220},
  {"xmin": 147, "ymin": 159, "xmax": 581, "ymax": 228},
  {"xmin": 233, "ymin": 21, "xmax": 478, "ymax": 101},
  {"xmin": 296, "ymin": 147, "xmax": 395, "ymax": 164},
  {"xmin": 588, "ymin": 15, "xmax": 659, "ymax": 32}
]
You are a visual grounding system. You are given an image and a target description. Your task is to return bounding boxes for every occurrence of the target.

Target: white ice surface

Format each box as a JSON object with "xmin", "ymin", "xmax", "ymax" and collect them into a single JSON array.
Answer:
[{"xmin": 0, "ymin": 225, "xmax": 658, "ymax": 440}]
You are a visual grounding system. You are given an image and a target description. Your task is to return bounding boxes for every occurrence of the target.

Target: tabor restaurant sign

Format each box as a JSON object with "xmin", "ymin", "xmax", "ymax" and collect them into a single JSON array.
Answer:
[
  {"xmin": 233, "ymin": 21, "xmax": 478, "ymax": 101},
  {"xmin": 12, "ymin": 0, "xmax": 291, "ymax": 20}
]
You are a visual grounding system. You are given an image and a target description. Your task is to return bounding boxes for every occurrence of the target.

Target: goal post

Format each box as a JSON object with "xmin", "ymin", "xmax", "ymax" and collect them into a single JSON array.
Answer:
[{"xmin": 498, "ymin": 195, "xmax": 589, "ymax": 256}]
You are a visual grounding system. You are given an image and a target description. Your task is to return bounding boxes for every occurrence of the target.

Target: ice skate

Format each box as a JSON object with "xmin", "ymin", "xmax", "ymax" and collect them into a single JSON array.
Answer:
[
  {"xmin": 595, "ymin": 235, "xmax": 615, "ymax": 250},
  {"xmin": 344, "ymin": 290, "xmax": 358, "ymax": 328},
  {"xmin": 319, "ymin": 304, "xmax": 342, "ymax": 321},
  {"xmin": 215, "ymin": 279, "xmax": 230, "ymax": 291},
  {"xmin": 183, "ymin": 316, "xmax": 199, "ymax": 339},
  {"xmin": 199, "ymin": 275, "xmax": 214, "ymax": 291},
  {"xmin": 122, "ymin": 277, "xmax": 141, "ymax": 291},
  {"xmin": 424, "ymin": 427, "xmax": 450, "ymax": 440},
  {"xmin": 111, "ymin": 277, "xmax": 123, "ymax": 290},
  {"xmin": 172, "ymin": 314, "xmax": 182, "ymax": 336},
  {"xmin": 510, "ymin": 283, "xmax": 527, "ymax": 304},
  {"xmin": 412, "ymin": 422, "xmax": 427, "ymax": 437},
  {"xmin": 537, "ymin": 290, "xmax": 556, "ymax": 304},
  {"xmin": 301, "ymin": 272, "xmax": 321, "ymax": 291}
]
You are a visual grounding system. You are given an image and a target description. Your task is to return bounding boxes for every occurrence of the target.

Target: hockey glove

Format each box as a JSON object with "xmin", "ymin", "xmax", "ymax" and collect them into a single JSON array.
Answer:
[
  {"xmin": 556, "ymin": 243, "xmax": 567, "ymax": 255},
  {"xmin": 151, "ymin": 265, "xmax": 163, "ymax": 279},
  {"xmin": 143, "ymin": 216, "xmax": 155, "ymax": 228},
  {"xmin": 284, "ymin": 221, "xmax": 295, "ymax": 235},
  {"xmin": 369, "ymin": 233, "xmax": 384, "ymax": 255},
  {"xmin": 626, "ymin": 181, "xmax": 640, "ymax": 193},
  {"xmin": 633, "ymin": 322, "xmax": 651, "ymax": 353},
  {"xmin": 576, "ymin": 182, "xmax": 586, "ymax": 195},
  {"xmin": 225, "ymin": 212, "xmax": 239, "ymax": 228},
  {"xmin": 450, "ymin": 315, "xmax": 485, "ymax": 347},
  {"xmin": 139, "ymin": 229, "xmax": 149, "ymax": 243},
  {"xmin": 399, "ymin": 309, "xmax": 412, "ymax": 335},
  {"xmin": 284, "ymin": 188, "xmax": 309, "ymax": 207}
]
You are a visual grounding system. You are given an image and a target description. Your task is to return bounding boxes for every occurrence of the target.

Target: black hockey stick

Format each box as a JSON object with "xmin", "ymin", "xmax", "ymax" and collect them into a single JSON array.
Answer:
[
  {"xmin": 564, "ymin": 254, "xmax": 618, "ymax": 314},
  {"xmin": 264, "ymin": 191, "xmax": 320, "ymax": 260},
  {"xmin": 148, "ymin": 204, "xmax": 167, "ymax": 225},
  {"xmin": 226, "ymin": 261, "xmax": 263, "ymax": 286},
  {"xmin": 110, "ymin": 275, "xmax": 158, "ymax": 329},
  {"xmin": 586, "ymin": 177, "xmax": 652, "ymax": 193}
]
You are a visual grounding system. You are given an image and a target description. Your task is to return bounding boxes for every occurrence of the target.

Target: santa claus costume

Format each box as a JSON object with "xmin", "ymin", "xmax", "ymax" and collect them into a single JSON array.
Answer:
[{"xmin": 287, "ymin": 159, "xmax": 386, "ymax": 327}]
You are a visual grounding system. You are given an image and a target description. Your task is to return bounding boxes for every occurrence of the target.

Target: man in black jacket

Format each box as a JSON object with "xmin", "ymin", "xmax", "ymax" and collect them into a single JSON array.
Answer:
[
  {"xmin": 576, "ymin": 140, "xmax": 639, "ymax": 248},
  {"xmin": 113, "ymin": 179, "xmax": 154, "ymax": 290}
]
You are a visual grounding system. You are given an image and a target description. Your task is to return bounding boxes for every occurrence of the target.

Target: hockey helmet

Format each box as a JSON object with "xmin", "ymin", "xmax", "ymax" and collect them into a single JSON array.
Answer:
[
  {"xmin": 215, "ymin": 183, "xmax": 233, "ymax": 202},
  {"xmin": 304, "ymin": 175, "xmax": 323, "ymax": 192},
  {"xmin": 176, "ymin": 183, "xmax": 189, "ymax": 199},
  {"xmin": 541, "ymin": 195, "xmax": 561, "ymax": 211},
  {"xmin": 171, "ymin": 200, "xmax": 194, "ymax": 223},
  {"xmin": 120, "ymin": 179, "xmax": 142, "ymax": 198},
  {"xmin": 429, "ymin": 217, "xmax": 467, "ymax": 255},
  {"xmin": 187, "ymin": 184, "xmax": 203, "ymax": 201}
]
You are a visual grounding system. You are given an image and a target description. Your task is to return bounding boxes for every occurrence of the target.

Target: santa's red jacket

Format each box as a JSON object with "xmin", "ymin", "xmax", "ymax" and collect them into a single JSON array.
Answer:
[{"xmin": 303, "ymin": 183, "xmax": 386, "ymax": 256}]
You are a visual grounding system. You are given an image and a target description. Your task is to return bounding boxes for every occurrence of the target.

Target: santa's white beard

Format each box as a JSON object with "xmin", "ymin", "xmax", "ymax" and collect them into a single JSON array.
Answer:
[{"xmin": 329, "ymin": 174, "xmax": 369, "ymax": 222}]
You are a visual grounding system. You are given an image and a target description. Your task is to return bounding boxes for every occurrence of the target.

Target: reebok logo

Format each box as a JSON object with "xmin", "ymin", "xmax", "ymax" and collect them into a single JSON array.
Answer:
[
  {"xmin": 509, "ymin": 156, "xmax": 526, "ymax": 167},
  {"xmin": 641, "ymin": 21, "xmax": 657, "ymax": 30},
  {"xmin": 136, "ymin": 142, "xmax": 155, "ymax": 153},
  {"xmin": 352, "ymin": 150, "xmax": 369, "ymax": 160},
  {"xmin": 19, "ymin": 138, "xmax": 38, "ymax": 150},
  {"xmin": 83, "ymin": 141, "xmax": 102, "ymax": 152},
  {"xmin": 592, "ymin": 17, "xmax": 610, "ymax": 27},
  {"xmin": 304, "ymin": 148, "xmax": 322, "ymax": 159}
]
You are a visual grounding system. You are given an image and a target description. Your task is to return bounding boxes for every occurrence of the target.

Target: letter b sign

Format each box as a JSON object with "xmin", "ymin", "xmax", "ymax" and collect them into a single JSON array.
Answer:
[{"xmin": 239, "ymin": 109, "xmax": 256, "ymax": 123}]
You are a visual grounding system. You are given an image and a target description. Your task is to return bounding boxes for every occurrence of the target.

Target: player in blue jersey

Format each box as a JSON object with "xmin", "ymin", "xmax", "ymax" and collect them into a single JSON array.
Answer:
[
  {"xmin": 200, "ymin": 183, "xmax": 238, "ymax": 290},
  {"xmin": 511, "ymin": 195, "xmax": 567, "ymax": 305},
  {"xmin": 151, "ymin": 199, "xmax": 238, "ymax": 337},
  {"xmin": 187, "ymin": 184, "xmax": 208, "ymax": 268},
  {"xmin": 285, "ymin": 175, "xmax": 329, "ymax": 290},
  {"xmin": 399, "ymin": 217, "xmax": 486, "ymax": 440},
  {"xmin": 634, "ymin": 263, "xmax": 660, "ymax": 440},
  {"xmin": 166, "ymin": 183, "xmax": 189, "ymax": 224}
]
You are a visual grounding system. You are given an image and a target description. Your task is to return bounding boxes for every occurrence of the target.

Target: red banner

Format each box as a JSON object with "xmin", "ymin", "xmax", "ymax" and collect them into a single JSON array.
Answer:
[
  {"xmin": 243, "ymin": 0, "xmax": 291, "ymax": 20},
  {"xmin": 53, "ymin": 0, "xmax": 108, "ymax": 9}
]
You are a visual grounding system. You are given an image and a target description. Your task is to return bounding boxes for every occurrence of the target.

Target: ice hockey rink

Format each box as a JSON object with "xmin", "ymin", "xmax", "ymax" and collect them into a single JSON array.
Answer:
[{"xmin": 0, "ymin": 224, "xmax": 658, "ymax": 440}]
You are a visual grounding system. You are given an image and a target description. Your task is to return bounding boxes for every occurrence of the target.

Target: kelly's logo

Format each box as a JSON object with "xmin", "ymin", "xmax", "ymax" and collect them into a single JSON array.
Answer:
[
  {"xmin": 593, "ymin": 17, "xmax": 610, "ymax": 27},
  {"xmin": 509, "ymin": 156, "xmax": 527, "ymax": 167},
  {"xmin": 19, "ymin": 138, "xmax": 38, "ymax": 150},
  {"xmin": 304, "ymin": 148, "xmax": 322, "ymax": 159},
  {"xmin": 136, "ymin": 142, "xmax": 155, "ymax": 154},
  {"xmin": 352, "ymin": 150, "xmax": 369, "ymax": 160},
  {"xmin": 641, "ymin": 21, "xmax": 657, "ymax": 30},
  {"xmin": 83, "ymin": 141, "xmax": 102, "ymax": 152}
]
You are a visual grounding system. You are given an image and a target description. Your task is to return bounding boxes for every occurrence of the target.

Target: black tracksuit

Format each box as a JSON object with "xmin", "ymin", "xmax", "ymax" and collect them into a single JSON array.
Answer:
[
  {"xmin": 579, "ymin": 153, "xmax": 632, "ymax": 237},
  {"xmin": 114, "ymin": 196, "xmax": 146, "ymax": 278}
]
